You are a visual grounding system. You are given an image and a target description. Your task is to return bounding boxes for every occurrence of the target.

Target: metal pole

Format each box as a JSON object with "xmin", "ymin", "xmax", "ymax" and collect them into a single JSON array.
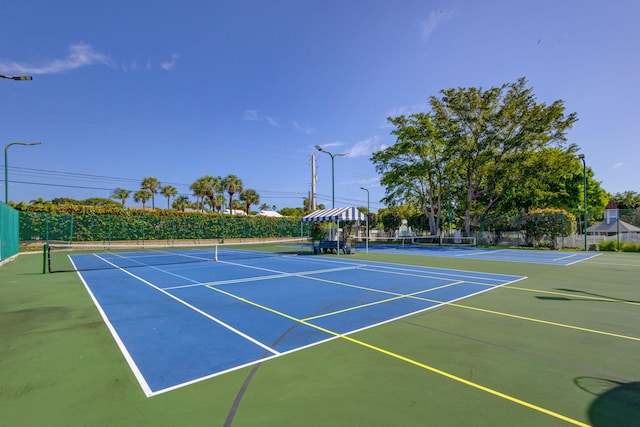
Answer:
[
  {"xmin": 360, "ymin": 187, "xmax": 369, "ymax": 253},
  {"xmin": 0, "ymin": 73, "xmax": 33, "ymax": 81},
  {"xmin": 315, "ymin": 145, "xmax": 346, "ymax": 209},
  {"xmin": 4, "ymin": 142, "xmax": 41, "ymax": 203},
  {"xmin": 579, "ymin": 154, "xmax": 587, "ymax": 251}
]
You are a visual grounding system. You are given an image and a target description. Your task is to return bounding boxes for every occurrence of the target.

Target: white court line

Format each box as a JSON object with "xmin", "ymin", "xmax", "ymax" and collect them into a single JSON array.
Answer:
[
  {"xmin": 163, "ymin": 266, "xmax": 363, "ymax": 290},
  {"xmin": 70, "ymin": 256, "xmax": 154, "ymax": 397},
  {"xmin": 565, "ymin": 252, "xmax": 602, "ymax": 266},
  {"xmin": 454, "ymin": 249, "xmax": 507, "ymax": 257},
  {"xmin": 553, "ymin": 253, "xmax": 578, "ymax": 261},
  {"xmin": 93, "ymin": 254, "xmax": 280, "ymax": 352}
]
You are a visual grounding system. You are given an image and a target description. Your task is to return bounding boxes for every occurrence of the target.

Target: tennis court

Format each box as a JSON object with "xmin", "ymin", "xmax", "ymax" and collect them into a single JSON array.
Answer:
[
  {"xmin": 1, "ymin": 245, "xmax": 638, "ymax": 426},
  {"xmin": 69, "ymin": 245, "xmax": 525, "ymax": 396},
  {"xmin": 361, "ymin": 242, "xmax": 601, "ymax": 265}
]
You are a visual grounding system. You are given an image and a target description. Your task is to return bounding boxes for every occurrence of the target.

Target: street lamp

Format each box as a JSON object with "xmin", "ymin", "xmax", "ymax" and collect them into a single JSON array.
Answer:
[
  {"xmin": 315, "ymin": 145, "xmax": 346, "ymax": 209},
  {"xmin": 0, "ymin": 73, "xmax": 33, "ymax": 81},
  {"xmin": 5, "ymin": 142, "xmax": 41, "ymax": 203},
  {"xmin": 578, "ymin": 154, "xmax": 587, "ymax": 251},
  {"xmin": 360, "ymin": 187, "xmax": 369, "ymax": 253}
]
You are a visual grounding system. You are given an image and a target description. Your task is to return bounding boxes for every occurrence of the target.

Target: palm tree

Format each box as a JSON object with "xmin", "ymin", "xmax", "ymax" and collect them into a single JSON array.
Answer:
[
  {"xmin": 190, "ymin": 178, "xmax": 207, "ymax": 212},
  {"xmin": 202, "ymin": 175, "xmax": 221, "ymax": 212},
  {"xmin": 141, "ymin": 176, "xmax": 160, "ymax": 210},
  {"xmin": 110, "ymin": 188, "xmax": 131, "ymax": 208},
  {"xmin": 240, "ymin": 189, "xmax": 260, "ymax": 214},
  {"xmin": 190, "ymin": 175, "xmax": 221, "ymax": 212},
  {"xmin": 222, "ymin": 174, "xmax": 243, "ymax": 209},
  {"xmin": 133, "ymin": 189, "xmax": 153, "ymax": 210},
  {"xmin": 214, "ymin": 195, "xmax": 226, "ymax": 212},
  {"xmin": 160, "ymin": 185, "xmax": 178, "ymax": 209},
  {"xmin": 172, "ymin": 195, "xmax": 190, "ymax": 212},
  {"xmin": 259, "ymin": 203, "xmax": 270, "ymax": 211}
]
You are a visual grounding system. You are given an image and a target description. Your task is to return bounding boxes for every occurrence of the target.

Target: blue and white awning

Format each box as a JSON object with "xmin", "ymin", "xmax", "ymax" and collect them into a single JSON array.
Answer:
[{"xmin": 301, "ymin": 207, "xmax": 367, "ymax": 222}]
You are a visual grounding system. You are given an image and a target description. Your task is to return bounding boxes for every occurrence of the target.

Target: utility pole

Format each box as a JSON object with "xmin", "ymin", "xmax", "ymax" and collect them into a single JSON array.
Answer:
[{"xmin": 311, "ymin": 153, "xmax": 317, "ymax": 210}]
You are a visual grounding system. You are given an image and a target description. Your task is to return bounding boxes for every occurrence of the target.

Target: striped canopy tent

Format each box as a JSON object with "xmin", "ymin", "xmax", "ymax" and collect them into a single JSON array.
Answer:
[{"xmin": 301, "ymin": 207, "xmax": 366, "ymax": 222}]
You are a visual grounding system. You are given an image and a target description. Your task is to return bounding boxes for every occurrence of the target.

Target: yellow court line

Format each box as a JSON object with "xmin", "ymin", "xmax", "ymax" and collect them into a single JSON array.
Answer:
[
  {"xmin": 205, "ymin": 283, "xmax": 590, "ymax": 427},
  {"xmin": 442, "ymin": 301, "xmax": 640, "ymax": 342},
  {"xmin": 302, "ymin": 283, "xmax": 463, "ymax": 321},
  {"xmin": 296, "ymin": 273, "xmax": 638, "ymax": 342}
]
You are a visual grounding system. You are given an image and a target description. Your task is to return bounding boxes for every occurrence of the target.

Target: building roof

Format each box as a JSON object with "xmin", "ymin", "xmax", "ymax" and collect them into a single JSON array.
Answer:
[
  {"xmin": 587, "ymin": 219, "xmax": 640, "ymax": 233},
  {"xmin": 301, "ymin": 207, "xmax": 366, "ymax": 222},
  {"xmin": 256, "ymin": 210, "xmax": 283, "ymax": 217}
]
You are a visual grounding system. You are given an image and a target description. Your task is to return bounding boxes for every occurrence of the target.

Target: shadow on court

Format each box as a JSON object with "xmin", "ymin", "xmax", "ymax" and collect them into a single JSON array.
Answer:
[
  {"xmin": 574, "ymin": 377, "xmax": 640, "ymax": 427},
  {"xmin": 532, "ymin": 288, "xmax": 640, "ymax": 304}
]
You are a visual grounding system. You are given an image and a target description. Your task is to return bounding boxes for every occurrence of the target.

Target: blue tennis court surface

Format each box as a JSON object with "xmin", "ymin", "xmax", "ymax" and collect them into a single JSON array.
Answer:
[
  {"xmin": 72, "ymin": 251, "xmax": 525, "ymax": 396},
  {"xmin": 359, "ymin": 244, "xmax": 600, "ymax": 265}
]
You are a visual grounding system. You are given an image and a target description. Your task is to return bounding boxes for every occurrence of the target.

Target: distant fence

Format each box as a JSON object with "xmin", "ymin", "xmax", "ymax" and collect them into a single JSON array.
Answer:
[
  {"xmin": 378, "ymin": 208, "xmax": 640, "ymax": 250},
  {"xmin": 19, "ymin": 211, "xmax": 312, "ymax": 244},
  {"xmin": 0, "ymin": 202, "xmax": 20, "ymax": 261}
]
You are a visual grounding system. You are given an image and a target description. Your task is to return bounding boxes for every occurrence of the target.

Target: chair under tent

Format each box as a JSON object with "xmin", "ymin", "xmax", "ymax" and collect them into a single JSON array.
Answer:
[{"xmin": 300, "ymin": 207, "xmax": 368, "ymax": 254}]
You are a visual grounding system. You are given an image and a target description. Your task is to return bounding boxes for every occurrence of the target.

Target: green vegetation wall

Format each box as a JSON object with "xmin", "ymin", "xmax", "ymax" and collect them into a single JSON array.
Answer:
[{"xmin": 19, "ymin": 210, "xmax": 310, "ymax": 243}]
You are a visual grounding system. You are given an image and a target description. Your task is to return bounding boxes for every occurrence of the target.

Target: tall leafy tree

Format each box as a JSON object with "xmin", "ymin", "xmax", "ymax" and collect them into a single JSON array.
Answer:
[
  {"xmin": 222, "ymin": 174, "xmax": 243, "ymax": 209},
  {"xmin": 110, "ymin": 188, "xmax": 131, "ymax": 208},
  {"xmin": 133, "ymin": 189, "xmax": 153, "ymax": 210},
  {"xmin": 240, "ymin": 189, "xmax": 260, "ymax": 214},
  {"xmin": 372, "ymin": 113, "xmax": 449, "ymax": 235},
  {"xmin": 160, "ymin": 185, "xmax": 178, "ymax": 209},
  {"xmin": 141, "ymin": 176, "xmax": 161, "ymax": 210},
  {"xmin": 429, "ymin": 77, "xmax": 578, "ymax": 235},
  {"xmin": 612, "ymin": 191, "xmax": 640, "ymax": 210}
]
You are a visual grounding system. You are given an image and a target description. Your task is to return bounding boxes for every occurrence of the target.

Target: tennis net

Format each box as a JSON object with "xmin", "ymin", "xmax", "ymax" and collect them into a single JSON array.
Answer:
[
  {"xmin": 356, "ymin": 235, "xmax": 476, "ymax": 250},
  {"xmin": 409, "ymin": 235, "xmax": 476, "ymax": 247},
  {"xmin": 45, "ymin": 238, "xmax": 312, "ymax": 273}
]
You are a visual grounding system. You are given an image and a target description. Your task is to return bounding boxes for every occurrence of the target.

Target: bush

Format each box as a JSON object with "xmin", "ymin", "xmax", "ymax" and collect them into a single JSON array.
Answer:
[
  {"xmin": 620, "ymin": 242, "xmax": 640, "ymax": 252},
  {"xmin": 520, "ymin": 208, "xmax": 576, "ymax": 249},
  {"xmin": 598, "ymin": 240, "xmax": 617, "ymax": 251}
]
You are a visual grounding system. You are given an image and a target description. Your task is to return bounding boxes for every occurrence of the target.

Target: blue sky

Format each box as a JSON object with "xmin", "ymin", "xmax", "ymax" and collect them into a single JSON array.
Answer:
[{"xmin": 1, "ymin": 0, "xmax": 638, "ymax": 212}]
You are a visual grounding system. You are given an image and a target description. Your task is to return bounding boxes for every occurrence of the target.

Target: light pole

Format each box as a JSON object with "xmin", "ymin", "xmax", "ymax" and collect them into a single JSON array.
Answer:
[
  {"xmin": 360, "ymin": 187, "xmax": 369, "ymax": 253},
  {"xmin": 315, "ymin": 145, "xmax": 346, "ymax": 209},
  {"xmin": 0, "ymin": 73, "xmax": 33, "ymax": 81},
  {"xmin": 578, "ymin": 154, "xmax": 587, "ymax": 251},
  {"xmin": 5, "ymin": 142, "xmax": 41, "ymax": 203}
]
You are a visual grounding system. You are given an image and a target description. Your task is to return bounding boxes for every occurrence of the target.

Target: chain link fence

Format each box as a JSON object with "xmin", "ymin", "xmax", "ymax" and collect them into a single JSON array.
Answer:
[{"xmin": 377, "ymin": 208, "xmax": 640, "ymax": 251}]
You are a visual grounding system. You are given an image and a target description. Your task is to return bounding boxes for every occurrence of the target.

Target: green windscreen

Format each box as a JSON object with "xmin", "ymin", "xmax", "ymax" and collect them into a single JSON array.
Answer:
[{"xmin": 0, "ymin": 202, "xmax": 19, "ymax": 262}]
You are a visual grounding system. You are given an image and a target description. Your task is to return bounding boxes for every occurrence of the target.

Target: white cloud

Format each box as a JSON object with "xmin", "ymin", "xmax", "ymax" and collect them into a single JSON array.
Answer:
[
  {"xmin": 160, "ymin": 53, "xmax": 180, "ymax": 70},
  {"xmin": 242, "ymin": 110, "xmax": 278, "ymax": 126},
  {"xmin": 421, "ymin": 10, "xmax": 455, "ymax": 41},
  {"xmin": 292, "ymin": 120, "xmax": 314, "ymax": 135},
  {"xmin": 0, "ymin": 42, "xmax": 111, "ymax": 74},
  {"xmin": 612, "ymin": 162, "xmax": 624, "ymax": 169},
  {"xmin": 345, "ymin": 136, "xmax": 385, "ymax": 158}
]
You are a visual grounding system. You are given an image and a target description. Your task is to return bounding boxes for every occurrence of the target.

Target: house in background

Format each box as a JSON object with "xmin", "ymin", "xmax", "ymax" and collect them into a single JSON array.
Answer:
[{"xmin": 586, "ymin": 199, "xmax": 640, "ymax": 240}]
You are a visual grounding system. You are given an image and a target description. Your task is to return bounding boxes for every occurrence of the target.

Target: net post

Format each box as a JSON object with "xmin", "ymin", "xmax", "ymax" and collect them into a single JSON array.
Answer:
[{"xmin": 42, "ymin": 243, "xmax": 48, "ymax": 274}]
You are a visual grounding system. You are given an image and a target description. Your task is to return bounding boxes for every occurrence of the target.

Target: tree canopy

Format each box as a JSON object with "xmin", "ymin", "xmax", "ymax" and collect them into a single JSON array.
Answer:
[{"xmin": 372, "ymin": 78, "xmax": 608, "ymax": 236}]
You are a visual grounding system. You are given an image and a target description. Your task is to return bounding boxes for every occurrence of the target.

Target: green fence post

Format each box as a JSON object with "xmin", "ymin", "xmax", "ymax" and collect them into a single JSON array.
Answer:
[
  {"xmin": 42, "ymin": 243, "xmax": 48, "ymax": 274},
  {"xmin": 69, "ymin": 213, "xmax": 74, "ymax": 244},
  {"xmin": 45, "ymin": 212, "xmax": 49, "ymax": 242}
]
